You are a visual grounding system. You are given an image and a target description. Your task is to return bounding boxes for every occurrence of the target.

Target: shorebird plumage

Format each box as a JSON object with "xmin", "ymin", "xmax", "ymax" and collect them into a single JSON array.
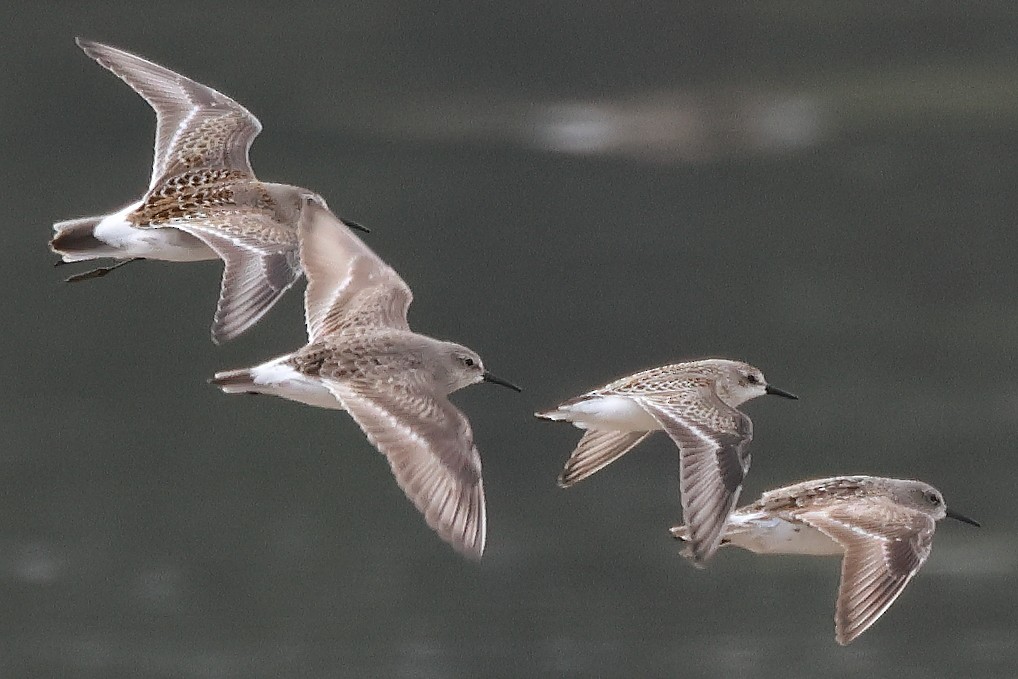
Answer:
[
  {"xmin": 52, "ymin": 39, "xmax": 365, "ymax": 343},
  {"xmin": 211, "ymin": 198, "xmax": 518, "ymax": 558},
  {"xmin": 537, "ymin": 359, "xmax": 796, "ymax": 565},
  {"xmin": 670, "ymin": 475, "xmax": 980, "ymax": 644}
]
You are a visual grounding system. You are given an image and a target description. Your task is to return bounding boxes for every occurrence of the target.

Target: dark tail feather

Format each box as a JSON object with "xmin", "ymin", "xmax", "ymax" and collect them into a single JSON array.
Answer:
[
  {"xmin": 210, "ymin": 368, "xmax": 256, "ymax": 393},
  {"xmin": 50, "ymin": 215, "xmax": 113, "ymax": 258}
]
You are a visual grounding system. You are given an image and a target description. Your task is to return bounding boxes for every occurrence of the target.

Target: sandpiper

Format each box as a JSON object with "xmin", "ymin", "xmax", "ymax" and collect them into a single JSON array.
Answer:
[
  {"xmin": 51, "ymin": 39, "xmax": 366, "ymax": 343},
  {"xmin": 670, "ymin": 475, "xmax": 980, "ymax": 645},
  {"xmin": 536, "ymin": 359, "xmax": 796, "ymax": 565},
  {"xmin": 211, "ymin": 197, "xmax": 518, "ymax": 559}
]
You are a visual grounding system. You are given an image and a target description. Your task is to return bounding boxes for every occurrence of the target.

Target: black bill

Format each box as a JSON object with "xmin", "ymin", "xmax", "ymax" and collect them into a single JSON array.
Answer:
[
  {"xmin": 765, "ymin": 384, "xmax": 798, "ymax": 400},
  {"xmin": 946, "ymin": 509, "xmax": 981, "ymax": 527},
  {"xmin": 482, "ymin": 371, "xmax": 522, "ymax": 392},
  {"xmin": 341, "ymin": 218, "xmax": 371, "ymax": 233}
]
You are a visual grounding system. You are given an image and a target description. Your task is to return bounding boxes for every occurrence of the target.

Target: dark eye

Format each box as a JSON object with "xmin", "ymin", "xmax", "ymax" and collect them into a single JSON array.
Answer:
[
  {"xmin": 463, "ymin": 357, "xmax": 475, "ymax": 367},
  {"xmin": 747, "ymin": 374, "xmax": 759, "ymax": 384},
  {"xmin": 927, "ymin": 492, "xmax": 941, "ymax": 505}
]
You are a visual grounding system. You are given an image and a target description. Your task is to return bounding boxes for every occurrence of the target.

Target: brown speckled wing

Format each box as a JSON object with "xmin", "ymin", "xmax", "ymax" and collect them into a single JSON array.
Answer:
[
  {"xmin": 754, "ymin": 476, "xmax": 873, "ymax": 514},
  {"xmin": 796, "ymin": 500, "xmax": 935, "ymax": 645},
  {"xmin": 324, "ymin": 380, "xmax": 486, "ymax": 559},
  {"xmin": 170, "ymin": 210, "xmax": 300, "ymax": 343},
  {"xmin": 601, "ymin": 363, "xmax": 708, "ymax": 395},
  {"xmin": 298, "ymin": 201, "xmax": 412, "ymax": 342},
  {"xmin": 634, "ymin": 390, "xmax": 752, "ymax": 566},
  {"xmin": 76, "ymin": 39, "xmax": 262, "ymax": 188}
]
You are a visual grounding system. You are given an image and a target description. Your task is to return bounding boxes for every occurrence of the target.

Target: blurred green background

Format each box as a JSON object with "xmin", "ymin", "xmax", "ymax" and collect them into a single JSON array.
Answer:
[{"xmin": 2, "ymin": 2, "xmax": 1016, "ymax": 677}]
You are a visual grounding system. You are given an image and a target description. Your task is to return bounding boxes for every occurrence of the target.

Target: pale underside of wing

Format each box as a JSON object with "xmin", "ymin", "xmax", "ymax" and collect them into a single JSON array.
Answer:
[
  {"xmin": 76, "ymin": 39, "xmax": 262, "ymax": 188},
  {"xmin": 298, "ymin": 201, "xmax": 412, "ymax": 341},
  {"xmin": 797, "ymin": 501, "xmax": 935, "ymax": 645},
  {"xmin": 324, "ymin": 380, "xmax": 486, "ymax": 559},
  {"xmin": 557, "ymin": 429, "xmax": 653, "ymax": 488},
  {"xmin": 168, "ymin": 211, "xmax": 300, "ymax": 343},
  {"xmin": 634, "ymin": 393, "xmax": 752, "ymax": 566}
]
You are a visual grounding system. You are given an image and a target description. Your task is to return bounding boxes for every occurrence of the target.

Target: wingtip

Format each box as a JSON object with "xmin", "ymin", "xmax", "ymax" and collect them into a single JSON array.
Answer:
[
  {"xmin": 208, "ymin": 313, "xmax": 256, "ymax": 346},
  {"xmin": 75, "ymin": 37, "xmax": 101, "ymax": 56},
  {"xmin": 428, "ymin": 482, "xmax": 486, "ymax": 562},
  {"xmin": 679, "ymin": 529, "xmax": 723, "ymax": 566},
  {"xmin": 210, "ymin": 321, "xmax": 244, "ymax": 344},
  {"xmin": 458, "ymin": 543, "xmax": 484, "ymax": 562},
  {"xmin": 674, "ymin": 539, "xmax": 711, "ymax": 568},
  {"xmin": 834, "ymin": 614, "xmax": 866, "ymax": 646},
  {"xmin": 211, "ymin": 316, "xmax": 262, "ymax": 345},
  {"xmin": 213, "ymin": 305, "xmax": 263, "ymax": 342},
  {"xmin": 688, "ymin": 555, "xmax": 709, "ymax": 570},
  {"xmin": 207, "ymin": 250, "xmax": 301, "ymax": 345},
  {"xmin": 690, "ymin": 542, "xmax": 721, "ymax": 567},
  {"xmin": 447, "ymin": 521, "xmax": 485, "ymax": 561},
  {"xmin": 557, "ymin": 462, "xmax": 584, "ymax": 488},
  {"xmin": 209, "ymin": 327, "xmax": 227, "ymax": 345}
]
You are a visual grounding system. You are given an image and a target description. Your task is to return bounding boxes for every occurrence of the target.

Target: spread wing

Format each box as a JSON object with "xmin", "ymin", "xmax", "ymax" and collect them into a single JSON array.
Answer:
[
  {"xmin": 556, "ymin": 429, "xmax": 653, "ymax": 488},
  {"xmin": 796, "ymin": 499, "xmax": 936, "ymax": 645},
  {"xmin": 634, "ymin": 389, "xmax": 752, "ymax": 566},
  {"xmin": 325, "ymin": 380, "xmax": 486, "ymax": 559},
  {"xmin": 168, "ymin": 209, "xmax": 300, "ymax": 343},
  {"xmin": 298, "ymin": 200, "xmax": 412, "ymax": 342},
  {"xmin": 76, "ymin": 39, "xmax": 262, "ymax": 188}
]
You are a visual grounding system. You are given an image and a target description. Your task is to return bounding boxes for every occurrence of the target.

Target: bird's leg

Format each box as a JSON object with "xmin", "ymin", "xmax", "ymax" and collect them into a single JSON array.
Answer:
[{"xmin": 64, "ymin": 258, "xmax": 142, "ymax": 283}]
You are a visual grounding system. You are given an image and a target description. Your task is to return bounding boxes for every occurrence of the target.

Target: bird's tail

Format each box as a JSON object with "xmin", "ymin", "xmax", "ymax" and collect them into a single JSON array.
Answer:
[
  {"xmin": 50, "ymin": 215, "xmax": 116, "ymax": 261},
  {"xmin": 534, "ymin": 393, "xmax": 592, "ymax": 421},
  {"xmin": 669, "ymin": 524, "xmax": 732, "ymax": 562},
  {"xmin": 534, "ymin": 406, "xmax": 571, "ymax": 421},
  {"xmin": 210, "ymin": 367, "xmax": 257, "ymax": 394}
]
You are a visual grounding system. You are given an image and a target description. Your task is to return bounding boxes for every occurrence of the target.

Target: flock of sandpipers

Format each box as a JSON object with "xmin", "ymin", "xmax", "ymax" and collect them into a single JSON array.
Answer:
[{"xmin": 51, "ymin": 39, "xmax": 980, "ymax": 646}]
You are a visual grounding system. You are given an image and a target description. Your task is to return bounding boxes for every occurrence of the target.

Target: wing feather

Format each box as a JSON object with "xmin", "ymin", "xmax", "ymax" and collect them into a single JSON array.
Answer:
[
  {"xmin": 171, "ymin": 214, "xmax": 300, "ymax": 343},
  {"xmin": 298, "ymin": 201, "xmax": 411, "ymax": 341},
  {"xmin": 325, "ymin": 380, "xmax": 486, "ymax": 559},
  {"xmin": 797, "ymin": 500, "xmax": 935, "ymax": 645},
  {"xmin": 76, "ymin": 39, "xmax": 262, "ymax": 187},
  {"xmin": 557, "ymin": 429, "xmax": 653, "ymax": 488},
  {"xmin": 635, "ymin": 392, "xmax": 752, "ymax": 566}
]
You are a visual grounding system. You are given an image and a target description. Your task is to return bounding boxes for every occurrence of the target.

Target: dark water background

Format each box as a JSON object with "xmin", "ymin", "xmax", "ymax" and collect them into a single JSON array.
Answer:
[{"xmin": 2, "ymin": 3, "xmax": 1017, "ymax": 677}]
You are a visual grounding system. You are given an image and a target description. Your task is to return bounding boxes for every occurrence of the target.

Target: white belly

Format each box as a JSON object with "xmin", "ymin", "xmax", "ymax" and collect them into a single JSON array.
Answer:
[
  {"xmin": 552, "ymin": 395, "xmax": 660, "ymax": 432},
  {"xmin": 250, "ymin": 362, "xmax": 344, "ymax": 411},
  {"xmin": 93, "ymin": 202, "xmax": 216, "ymax": 262},
  {"xmin": 726, "ymin": 514, "xmax": 843, "ymax": 556}
]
